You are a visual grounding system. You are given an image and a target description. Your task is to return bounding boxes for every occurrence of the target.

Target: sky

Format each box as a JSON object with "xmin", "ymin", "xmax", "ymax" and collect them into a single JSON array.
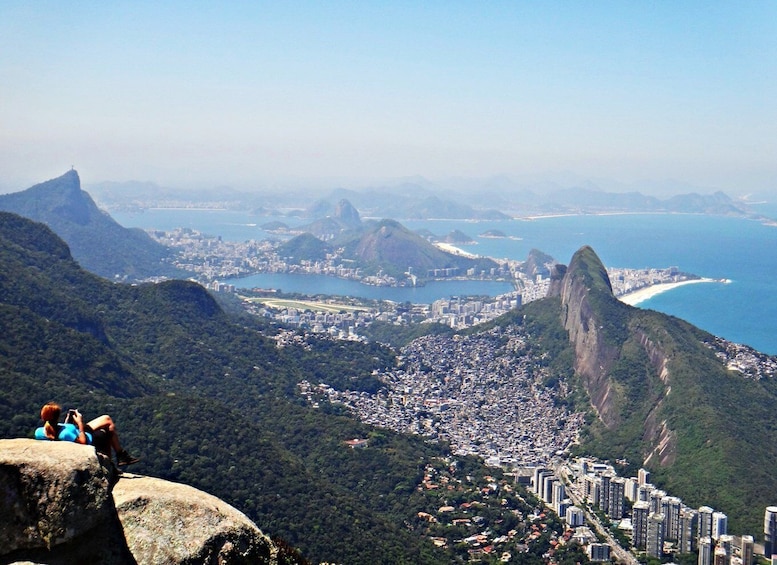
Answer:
[{"xmin": 1, "ymin": 1, "xmax": 775, "ymax": 195}]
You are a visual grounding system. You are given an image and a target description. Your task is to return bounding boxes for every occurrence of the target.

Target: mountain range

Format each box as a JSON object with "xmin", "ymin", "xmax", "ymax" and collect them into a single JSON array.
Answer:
[
  {"xmin": 279, "ymin": 200, "xmax": 500, "ymax": 279},
  {"xmin": 84, "ymin": 175, "xmax": 767, "ymax": 221},
  {"xmin": 2, "ymin": 174, "xmax": 777, "ymax": 553},
  {"xmin": 0, "ymin": 171, "xmax": 180, "ymax": 281}
]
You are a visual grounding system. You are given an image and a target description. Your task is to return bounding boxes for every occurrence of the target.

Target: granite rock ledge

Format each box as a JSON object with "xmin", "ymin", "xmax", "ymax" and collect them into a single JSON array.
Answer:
[{"xmin": 0, "ymin": 439, "xmax": 279, "ymax": 564}]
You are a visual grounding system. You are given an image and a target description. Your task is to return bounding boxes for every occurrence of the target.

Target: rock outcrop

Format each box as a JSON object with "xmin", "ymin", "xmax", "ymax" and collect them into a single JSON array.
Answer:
[
  {"xmin": 113, "ymin": 474, "xmax": 276, "ymax": 564},
  {"xmin": 0, "ymin": 439, "xmax": 279, "ymax": 564},
  {"xmin": 557, "ymin": 247, "xmax": 679, "ymax": 465},
  {"xmin": 558, "ymin": 246, "xmax": 626, "ymax": 427}
]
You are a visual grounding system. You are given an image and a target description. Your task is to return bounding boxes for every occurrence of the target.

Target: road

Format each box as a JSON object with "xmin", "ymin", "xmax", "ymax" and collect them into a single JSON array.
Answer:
[{"xmin": 554, "ymin": 462, "xmax": 639, "ymax": 565}]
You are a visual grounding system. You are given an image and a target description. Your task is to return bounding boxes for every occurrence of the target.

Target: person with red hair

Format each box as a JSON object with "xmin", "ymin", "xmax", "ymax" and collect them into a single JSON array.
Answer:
[{"xmin": 35, "ymin": 402, "xmax": 139, "ymax": 466}]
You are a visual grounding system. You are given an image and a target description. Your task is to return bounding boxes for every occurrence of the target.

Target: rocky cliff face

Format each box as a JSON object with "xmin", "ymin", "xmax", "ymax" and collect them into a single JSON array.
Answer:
[
  {"xmin": 0, "ymin": 439, "xmax": 280, "ymax": 564},
  {"xmin": 557, "ymin": 246, "xmax": 678, "ymax": 464},
  {"xmin": 558, "ymin": 246, "xmax": 623, "ymax": 428}
]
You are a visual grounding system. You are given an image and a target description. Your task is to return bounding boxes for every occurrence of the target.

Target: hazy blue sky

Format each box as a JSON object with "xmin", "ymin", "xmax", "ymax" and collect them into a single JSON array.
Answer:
[{"xmin": 1, "ymin": 2, "xmax": 775, "ymax": 194}]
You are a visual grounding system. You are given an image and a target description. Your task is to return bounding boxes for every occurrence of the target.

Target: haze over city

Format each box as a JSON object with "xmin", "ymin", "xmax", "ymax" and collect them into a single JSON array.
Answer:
[{"xmin": 1, "ymin": 2, "xmax": 775, "ymax": 196}]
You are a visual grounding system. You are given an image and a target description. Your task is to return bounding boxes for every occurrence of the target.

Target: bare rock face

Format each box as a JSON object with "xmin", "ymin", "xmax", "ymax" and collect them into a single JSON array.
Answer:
[
  {"xmin": 559, "ymin": 246, "xmax": 624, "ymax": 428},
  {"xmin": 0, "ymin": 439, "xmax": 279, "ymax": 565},
  {"xmin": 0, "ymin": 438, "xmax": 118, "ymax": 553},
  {"xmin": 113, "ymin": 474, "xmax": 278, "ymax": 564}
]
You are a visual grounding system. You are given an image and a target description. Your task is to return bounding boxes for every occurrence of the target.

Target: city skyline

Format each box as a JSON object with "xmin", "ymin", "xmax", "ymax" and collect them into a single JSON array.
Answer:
[{"xmin": 1, "ymin": 2, "xmax": 775, "ymax": 195}]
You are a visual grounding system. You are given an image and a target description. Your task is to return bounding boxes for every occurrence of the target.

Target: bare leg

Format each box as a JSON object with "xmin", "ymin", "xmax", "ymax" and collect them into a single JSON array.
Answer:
[{"xmin": 86, "ymin": 415, "xmax": 124, "ymax": 456}]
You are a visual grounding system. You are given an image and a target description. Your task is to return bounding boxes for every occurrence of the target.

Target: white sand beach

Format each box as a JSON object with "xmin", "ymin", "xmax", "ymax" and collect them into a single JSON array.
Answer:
[
  {"xmin": 434, "ymin": 242, "xmax": 479, "ymax": 259},
  {"xmin": 619, "ymin": 278, "xmax": 722, "ymax": 306}
]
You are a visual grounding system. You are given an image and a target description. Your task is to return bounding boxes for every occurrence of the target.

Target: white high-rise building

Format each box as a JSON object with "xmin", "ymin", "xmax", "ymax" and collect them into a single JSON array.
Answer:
[
  {"xmin": 650, "ymin": 489, "xmax": 666, "ymax": 514},
  {"xmin": 588, "ymin": 543, "xmax": 611, "ymax": 562},
  {"xmin": 679, "ymin": 508, "xmax": 698, "ymax": 553},
  {"xmin": 765, "ymin": 506, "xmax": 777, "ymax": 558},
  {"xmin": 712, "ymin": 511, "xmax": 728, "ymax": 541},
  {"xmin": 647, "ymin": 512, "xmax": 665, "ymax": 558},
  {"xmin": 633, "ymin": 501, "xmax": 651, "ymax": 550},
  {"xmin": 600, "ymin": 473, "xmax": 612, "ymax": 513},
  {"xmin": 533, "ymin": 468, "xmax": 549, "ymax": 496},
  {"xmin": 698, "ymin": 536, "xmax": 713, "ymax": 565},
  {"xmin": 608, "ymin": 477, "xmax": 626, "ymax": 519},
  {"xmin": 625, "ymin": 477, "xmax": 639, "ymax": 502},
  {"xmin": 638, "ymin": 483, "xmax": 654, "ymax": 502},
  {"xmin": 699, "ymin": 506, "xmax": 715, "ymax": 540},
  {"xmin": 638, "ymin": 468, "xmax": 651, "ymax": 486},
  {"xmin": 662, "ymin": 496, "xmax": 682, "ymax": 540},
  {"xmin": 584, "ymin": 474, "xmax": 601, "ymax": 506},
  {"xmin": 566, "ymin": 505, "xmax": 585, "ymax": 527},
  {"xmin": 542, "ymin": 475, "xmax": 556, "ymax": 503},
  {"xmin": 741, "ymin": 534, "xmax": 754, "ymax": 565},
  {"xmin": 552, "ymin": 482, "xmax": 566, "ymax": 512}
]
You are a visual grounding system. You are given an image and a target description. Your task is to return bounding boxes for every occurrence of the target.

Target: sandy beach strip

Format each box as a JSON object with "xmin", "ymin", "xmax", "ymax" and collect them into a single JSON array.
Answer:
[
  {"xmin": 434, "ymin": 242, "xmax": 479, "ymax": 259},
  {"xmin": 619, "ymin": 278, "xmax": 720, "ymax": 306}
]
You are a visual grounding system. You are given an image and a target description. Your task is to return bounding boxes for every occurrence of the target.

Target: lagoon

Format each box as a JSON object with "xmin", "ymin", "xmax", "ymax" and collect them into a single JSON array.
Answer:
[
  {"xmin": 113, "ymin": 208, "xmax": 777, "ymax": 354},
  {"xmin": 228, "ymin": 272, "xmax": 515, "ymax": 303}
]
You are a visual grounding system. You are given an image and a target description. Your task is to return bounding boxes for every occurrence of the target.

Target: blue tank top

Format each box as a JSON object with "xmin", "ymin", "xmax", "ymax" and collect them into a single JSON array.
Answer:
[{"xmin": 34, "ymin": 423, "xmax": 93, "ymax": 444}]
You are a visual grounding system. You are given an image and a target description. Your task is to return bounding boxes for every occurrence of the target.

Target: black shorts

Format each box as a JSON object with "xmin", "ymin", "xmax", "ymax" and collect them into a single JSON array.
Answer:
[{"xmin": 84, "ymin": 425, "xmax": 111, "ymax": 453}]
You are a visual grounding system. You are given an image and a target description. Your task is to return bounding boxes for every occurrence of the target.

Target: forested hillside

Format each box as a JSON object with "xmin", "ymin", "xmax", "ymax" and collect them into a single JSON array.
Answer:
[
  {"xmin": 0, "ymin": 211, "xmax": 580, "ymax": 564},
  {"xmin": 548, "ymin": 246, "xmax": 777, "ymax": 535}
]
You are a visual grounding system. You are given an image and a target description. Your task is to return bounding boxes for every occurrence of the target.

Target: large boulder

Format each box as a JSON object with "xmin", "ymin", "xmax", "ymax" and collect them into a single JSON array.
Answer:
[
  {"xmin": 113, "ymin": 474, "xmax": 277, "ymax": 564},
  {"xmin": 0, "ymin": 439, "xmax": 281, "ymax": 565},
  {"xmin": 0, "ymin": 438, "xmax": 119, "ymax": 553}
]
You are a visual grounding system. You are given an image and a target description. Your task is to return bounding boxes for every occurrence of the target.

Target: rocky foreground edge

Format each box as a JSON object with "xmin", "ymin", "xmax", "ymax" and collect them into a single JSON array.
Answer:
[{"xmin": 0, "ymin": 439, "xmax": 280, "ymax": 564}]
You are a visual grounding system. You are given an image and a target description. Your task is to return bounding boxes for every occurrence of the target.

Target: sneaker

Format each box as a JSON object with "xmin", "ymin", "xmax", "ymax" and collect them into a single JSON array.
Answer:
[{"xmin": 117, "ymin": 450, "xmax": 140, "ymax": 466}]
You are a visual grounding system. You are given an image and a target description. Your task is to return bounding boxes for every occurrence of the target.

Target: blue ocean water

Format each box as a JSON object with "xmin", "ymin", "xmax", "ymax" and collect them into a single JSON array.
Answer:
[{"xmin": 113, "ymin": 208, "xmax": 777, "ymax": 354}]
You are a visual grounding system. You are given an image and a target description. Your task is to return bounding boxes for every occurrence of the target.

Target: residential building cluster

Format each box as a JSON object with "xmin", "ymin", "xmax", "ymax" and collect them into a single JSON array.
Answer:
[
  {"xmin": 407, "ymin": 457, "xmax": 592, "ymax": 562},
  {"xmin": 299, "ymin": 325, "xmax": 585, "ymax": 467},
  {"xmin": 533, "ymin": 458, "xmax": 777, "ymax": 565},
  {"xmin": 151, "ymin": 227, "xmax": 697, "ymax": 302},
  {"xmin": 608, "ymin": 266, "xmax": 684, "ymax": 295},
  {"xmin": 708, "ymin": 337, "xmax": 777, "ymax": 380}
]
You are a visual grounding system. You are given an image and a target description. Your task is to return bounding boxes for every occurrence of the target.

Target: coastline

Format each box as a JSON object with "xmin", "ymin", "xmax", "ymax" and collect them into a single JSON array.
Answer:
[{"xmin": 618, "ymin": 278, "xmax": 723, "ymax": 306}]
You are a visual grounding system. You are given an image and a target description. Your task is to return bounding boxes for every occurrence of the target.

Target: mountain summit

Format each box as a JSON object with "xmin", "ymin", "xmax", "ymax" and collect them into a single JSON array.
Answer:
[
  {"xmin": 547, "ymin": 245, "xmax": 777, "ymax": 533},
  {"xmin": 0, "ymin": 171, "xmax": 177, "ymax": 281}
]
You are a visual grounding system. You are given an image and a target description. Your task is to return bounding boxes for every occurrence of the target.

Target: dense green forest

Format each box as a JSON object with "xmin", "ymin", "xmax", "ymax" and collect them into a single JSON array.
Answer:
[
  {"xmin": 0, "ymin": 211, "xmax": 588, "ymax": 564},
  {"xmin": 3, "ymin": 208, "xmax": 777, "ymax": 558}
]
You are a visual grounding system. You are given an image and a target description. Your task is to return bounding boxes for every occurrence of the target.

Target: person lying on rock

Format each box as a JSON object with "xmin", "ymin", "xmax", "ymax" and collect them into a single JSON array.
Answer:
[{"xmin": 34, "ymin": 402, "xmax": 139, "ymax": 467}]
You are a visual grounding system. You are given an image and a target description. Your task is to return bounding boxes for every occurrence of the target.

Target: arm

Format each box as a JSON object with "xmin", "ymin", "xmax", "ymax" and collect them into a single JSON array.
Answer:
[{"xmin": 72, "ymin": 411, "xmax": 89, "ymax": 445}]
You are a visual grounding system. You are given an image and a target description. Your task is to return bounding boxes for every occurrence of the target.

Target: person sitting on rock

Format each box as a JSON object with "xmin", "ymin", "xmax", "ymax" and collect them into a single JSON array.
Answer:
[{"xmin": 34, "ymin": 402, "xmax": 139, "ymax": 467}]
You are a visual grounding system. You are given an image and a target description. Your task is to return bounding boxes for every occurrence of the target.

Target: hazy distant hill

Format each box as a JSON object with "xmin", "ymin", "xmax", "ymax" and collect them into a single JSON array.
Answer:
[
  {"xmin": 0, "ymin": 171, "xmax": 179, "ymax": 280},
  {"xmin": 335, "ymin": 219, "xmax": 499, "ymax": 279},
  {"xmin": 85, "ymin": 174, "xmax": 764, "ymax": 222},
  {"xmin": 278, "ymin": 232, "xmax": 333, "ymax": 262}
]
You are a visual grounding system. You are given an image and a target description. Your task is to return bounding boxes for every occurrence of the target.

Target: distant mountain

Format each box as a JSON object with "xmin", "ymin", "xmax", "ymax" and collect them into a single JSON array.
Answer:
[
  {"xmin": 536, "ymin": 245, "xmax": 777, "ymax": 534},
  {"xmin": 325, "ymin": 185, "xmax": 510, "ymax": 220},
  {"xmin": 518, "ymin": 248, "xmax": 556, "ymax": 278},
  {"xmin": 442, "ymin": 229, "xmax": 475, "ymax": 245},
  {"xmin": 278, "ymin": 233, "xmax": 333, "ymax": 262},
  {"xmin": 333, "ymin": 198, "xmax": 361, "ymax": 228},
  {"xmin": 297, "ymin": 198, "xmax": 363, "ymax": 239},
  {"xmin": 0, "ymin": 171, "xmax": 178, "ymax": 281},
  {"xmin": 85, "ymin": 174, "xmax": 763, "ymax": 222},
  {"xmin": 336, "ymin": 219, "xmax": 498, "ymax": 279}
]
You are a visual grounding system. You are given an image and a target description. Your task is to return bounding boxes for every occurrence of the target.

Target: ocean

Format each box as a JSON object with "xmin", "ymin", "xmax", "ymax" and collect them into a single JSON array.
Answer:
[{"xmin": 113, "ymin": 206, "xmax": 777, "ymax": 355}]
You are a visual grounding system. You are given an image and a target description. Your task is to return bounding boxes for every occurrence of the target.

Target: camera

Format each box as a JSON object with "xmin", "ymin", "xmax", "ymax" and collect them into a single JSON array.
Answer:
[{"xmin": 65, "ymin": 409, "xmax": 78, "ymax": 424}]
